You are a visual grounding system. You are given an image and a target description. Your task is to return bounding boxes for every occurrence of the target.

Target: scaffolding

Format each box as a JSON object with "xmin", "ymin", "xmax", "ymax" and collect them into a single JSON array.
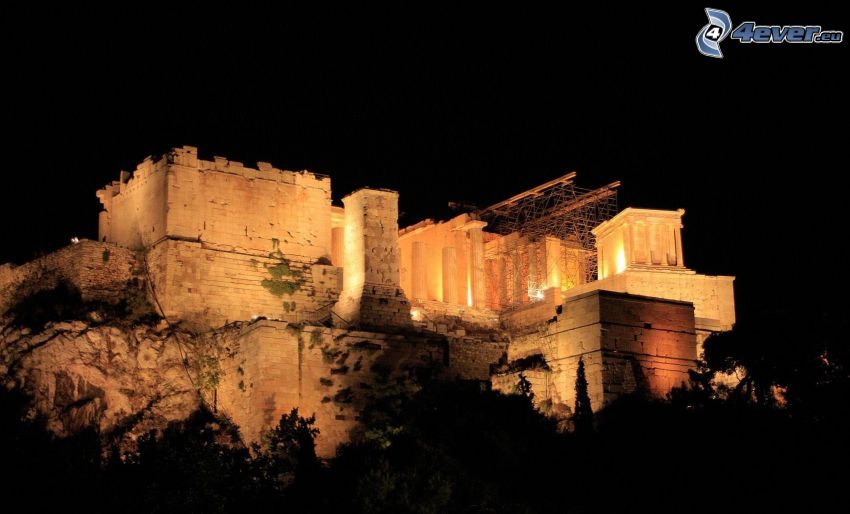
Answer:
[{"xmin": 478, "ymin": 172, "xmax": 619, "ymax": 309}]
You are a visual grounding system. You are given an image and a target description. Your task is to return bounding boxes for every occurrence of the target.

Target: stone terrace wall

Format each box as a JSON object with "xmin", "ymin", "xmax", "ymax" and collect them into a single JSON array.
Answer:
[
  {"xmin": 0, "ymin": 240, "xmax": 138, "ymax": 314},
  {"xmin": 216, "ymin": 321, "xmax": 445, "ymax": 456},
  {"xmin": 564, "ymin": 269, "xmax": 735, "ymax": 332},
  {"xmin": 414, "ymin": 299, "xmax": 500, "ymax": 334},
  {"xmin": 147, "ymin": 239, "xmax": 341, "ymax": 328},
  {"xmin": 491, "ymin": 369, "xmax": 553, "ymax": 408},
  {"xmin": 500, "ymin": 286, "xmax": 561, "ymax": 334},
  {"xmin": 445, "ymin": 338, "xmax": 508, "ymax": 381},
  {"xmin": 505, "ymin": 290, "xmax": 698, "ymax": 412},
  {"xmin": 596, "ymin": 291, "xmax": 696, "ymax": 402}
]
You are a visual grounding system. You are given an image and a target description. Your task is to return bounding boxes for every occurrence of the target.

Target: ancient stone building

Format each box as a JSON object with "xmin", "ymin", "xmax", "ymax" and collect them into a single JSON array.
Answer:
[{"xmin": 0, "ymin": 146, "xmax": 735, "ymax": 454}]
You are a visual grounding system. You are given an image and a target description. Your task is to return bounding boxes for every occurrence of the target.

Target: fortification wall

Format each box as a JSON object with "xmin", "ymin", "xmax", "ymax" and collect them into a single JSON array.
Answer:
[
  {"xmin": 217, "ymin": 323, "xmax": 511, "ymax": 456},
  {"xmin": 147, "ymin": 239, "xmax": 341, "ymax": 328},
  {"xmin": 0, "ymin": 240, "xmax": 138, "ymax": 314},
  {"xmin": 412, "ymin": 299, "xmax": 500, "ymax": 334},
  {"xmin": 564, "ymin": 269, "xmax": 735, "ymax": 332},
  {"xmin": 496, "ymin": 290, "xmax": 697, "ymax": 412},
  {"xmin": 595, "ymin": 291, "xmax": 696, "ymax": 401},
  {"xmin": 500, "ymin": 286, "xmax": 561, "ymax": 333},
  {"xmin": 165, "ymin": 148, "xmax": 332, "ymax": 260},
  {"xmin": 446, "ymin": 338, "xmax": 508, "ymax": 380},
  {"xmin": 98, "ymin": 157, "xmax": 169, "ymax": 250},
  {"xmin": 98, "ymin": 145, "xmax": 333, "ymax": 264},
  {"xmin": 491, "ymin": 369, "xmax": 554, "ymax": 408}
]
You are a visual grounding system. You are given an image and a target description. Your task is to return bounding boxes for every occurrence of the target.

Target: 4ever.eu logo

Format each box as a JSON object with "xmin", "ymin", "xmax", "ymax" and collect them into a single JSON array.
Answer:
[{"xmin": 696, "ymin": 8, "xmax": 843, "ymax": 58}]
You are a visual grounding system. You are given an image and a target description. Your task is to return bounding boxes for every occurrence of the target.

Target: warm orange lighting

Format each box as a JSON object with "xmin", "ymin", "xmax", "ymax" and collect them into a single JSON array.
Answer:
[
  {"xmin": 410, "ymin": 308, "xmax": 423, "ymax": 321},
  {"xmin": 615, "ymin": 244, "xmax": 627, "ymax": 275},
  {"xmin": 467, "ymin": 275, "xmax": 473, "ymax": 307}
]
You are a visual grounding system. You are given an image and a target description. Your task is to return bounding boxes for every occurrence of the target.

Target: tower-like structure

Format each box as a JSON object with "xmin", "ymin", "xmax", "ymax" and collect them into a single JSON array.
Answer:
[{"xmin": 334, "ymin": 188, "xmax": 412, "ymax": 329}]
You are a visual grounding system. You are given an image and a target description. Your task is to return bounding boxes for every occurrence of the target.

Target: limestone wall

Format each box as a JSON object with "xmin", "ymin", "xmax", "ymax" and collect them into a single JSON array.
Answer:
[
  {"xmin": 499, "ymin": 290, "xmax": 697, "ymax": 412},
  {"xmin": 165, "ymin": 148, "xmax": 332, "ymax": 260},
  {"xmin": 500, "ymin": 286, "xmax": 561, "ymax": 334},
  {"xmin": 97, "ymin": 157, "xmax": 168, "ymax": 250},
  {"xmin": 147, "ymin": 239, "xmax": 341, "ymax": 328},
  {"xmin": 1, "ymin": 240, "xmax": 138, "ymax": 314},
  {"xmin": 491, "ymin": 369, "xmax": 553, "ymax": 407},
  {"xmin": 563, "ymin": 268, "xmax": 735, "ymax": 332},
  {"xmin": 217, "ymin": 321, "xmax": 445, "ymax": 456},
  {"xmin": 411, "ymin": 299, "xmax": 500, "ymax": 334},
  {"xmin": 596, "ymin": 292, "xmax": 696, "ymax": 402},
  {"xmin": 98, "ymin": 145, "xmax": 333, "ymax": 265},
  {"xmin": 445, "ymin": 338, "xmax": 508, "ymax": 380}
]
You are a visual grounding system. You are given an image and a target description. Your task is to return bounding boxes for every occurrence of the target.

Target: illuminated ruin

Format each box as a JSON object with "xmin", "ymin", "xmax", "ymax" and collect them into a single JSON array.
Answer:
[{"xmin": 1, "ymin": 146, "xmax": 735, "ymax": 454}]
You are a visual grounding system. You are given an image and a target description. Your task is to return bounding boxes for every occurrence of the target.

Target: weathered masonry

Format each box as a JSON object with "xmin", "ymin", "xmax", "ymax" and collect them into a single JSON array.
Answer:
[{"xmin": 0, "ymin": 145, "xmax": 735, "ymax": 454}]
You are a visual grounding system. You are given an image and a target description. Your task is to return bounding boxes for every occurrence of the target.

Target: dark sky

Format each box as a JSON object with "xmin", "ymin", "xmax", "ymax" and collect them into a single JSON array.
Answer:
[{"xmin": 3, "ymin": 4, "xmax": 847, "ymax": 320}]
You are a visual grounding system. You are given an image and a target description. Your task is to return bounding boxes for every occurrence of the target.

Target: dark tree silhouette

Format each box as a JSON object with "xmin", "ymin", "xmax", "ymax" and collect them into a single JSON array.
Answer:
[
  {"xmin": 516, "ymin": 372, "xmax": 534, "ymax": 403},
  {"xmin": 256, "ymin": 408, "xmax": 320, "ymax": 488},
  {"xmin": 573, "ymin": 357, "xmax": 593, "ymax": 434}
]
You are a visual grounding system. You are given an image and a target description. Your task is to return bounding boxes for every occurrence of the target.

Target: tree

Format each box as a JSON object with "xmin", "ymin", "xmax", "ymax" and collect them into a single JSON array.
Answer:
[
  {"xmin": 573, "ymin": 357, "xmax": 593, "ymax": 434},
  {"xmin": 515, "ymin": 372, "xmax": 534, "ymax": 403},
  {"xmin": 258, "ymin": 408, "xmax": 320, "ymax": 488}
]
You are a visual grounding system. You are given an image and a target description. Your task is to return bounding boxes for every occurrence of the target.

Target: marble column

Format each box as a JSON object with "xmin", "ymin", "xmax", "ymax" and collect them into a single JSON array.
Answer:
[
  {"xmin": 674, "ymin": 225, "xmax": 684, "ymax": 268},
  {"xmin": 467, "ymin": 222, "xmax": 487, "ymax": 308},
  {"xmin": 411, "ymin": 241, "xmax": 427, "ymax": 300},
  {"xmin": 512, "ymin": 249, "xmax": 524, "ymax": 304},
  {"xmin": 442, "ymin": 246, "xmax": 458, "ymax": 305},
  {"xmin": 498, "ymin": 255, "xmax": 508, "ymax": 307}
]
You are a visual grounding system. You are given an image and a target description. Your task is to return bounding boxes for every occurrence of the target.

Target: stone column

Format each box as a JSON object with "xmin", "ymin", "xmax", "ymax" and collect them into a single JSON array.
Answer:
[
  {"xmin": 442, "ymin": 246, "xmax": 458, "ymax": 304},
  {"xmin": 648, "ymin": 224, "xmax": 661, "ymax": 265},
  {"xmin": 411, "ymin": 241, "xmax": 427, "ymax": 300},
  {"xmin": 633, "ymin": 223, "xmax": 647, "ymax": 264},
  {"xmin": 512, "ymin": 249, "xmax": 524, "ymax": 304},
  {"xmin": 545, "ymin": 237, "xmax": 562, "ymax": 289},
  {"xmin": 331, "ymin": 227, "xmax": 344, "ymax": 267},
  {"xmin": 527, "ymin": 241, "xmax": 537, "ymax": 292},
  {"xmin": 466, "ymin": 222, "xmax": 487, "ymax": 308},
  {"xmin": 498, "ymin": 255, "xmax": 508, "ymax": 308},
  {"xmin": 665, "ymin": 224, "xmax": 677, "ymax": 266},
  {"xmin": 623, "ymin": 224, "xmax": 632, "ymax": 267},
  {"xmin": 674, "ymin": 225, "xmax": 684, "ymax": 268}
]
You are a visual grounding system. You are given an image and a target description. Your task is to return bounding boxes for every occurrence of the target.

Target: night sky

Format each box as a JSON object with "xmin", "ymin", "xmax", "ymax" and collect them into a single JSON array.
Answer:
[{"xmin": 3, "ymin": 5, "xmax": 846, "ymax": 323}]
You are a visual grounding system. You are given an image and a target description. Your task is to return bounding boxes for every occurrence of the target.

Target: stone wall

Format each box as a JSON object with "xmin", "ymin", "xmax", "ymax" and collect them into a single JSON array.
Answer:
[
  {"xmin": 563, "ymin": 268, "xmax": 735, "ymax": 332},
  {"xmin": 412, "ymin": 299, "xmax": 500, "ymax": 334},
  {"xmin": 97, "ymin": 157, "xmax": 168, "ymax": 250},
  {"xmin": 445, "ymin": 338, "xmax": 508, "ymax": 381},
  {"xmin": 146, "ymin": 239, "xmax": 341, "ymax": 328},
  {"xmin": 491, "ymin": 369, "xmax": 553, "ymax": 407},
  {"xmin": 98, "ymin": 146, "xmax": 333, "ymax": 261},
  {"xmin": 216, "ymin": 321, "xmax": 446, "ymax": 456},
  {"xmin": 596, "ymin": 291, "xmax": 697, "ymax": 402},
  {"xmin": 500, "ymin": 286, "xmax": 561, "ymax": 334},
  {"xmin": 499, "ymin": 290, "xmax": 697, "ymax": 412},
  {"xmin": 0, "ymin": 240, "xmax": 138, "ymax": 314}
]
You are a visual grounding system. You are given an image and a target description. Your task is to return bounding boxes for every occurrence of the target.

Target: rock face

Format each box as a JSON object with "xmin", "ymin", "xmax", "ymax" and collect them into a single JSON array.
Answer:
[
  {"xmin": 1, "ymin": 319, "xmax": 202, "ymax": 446},
  {"xmin": 1, "ymin": 300, "xmax": 514, "ymax": 457}
]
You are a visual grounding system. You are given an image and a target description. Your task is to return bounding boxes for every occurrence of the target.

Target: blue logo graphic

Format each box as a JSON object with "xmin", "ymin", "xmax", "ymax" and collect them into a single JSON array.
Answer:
[
  {"xmin": 696, "ymin": 8, "xmax": 733, "ymax": 58},
  {"xmin": 697, "ymin": 8, "xmax": 844, "ymax": 58}
]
